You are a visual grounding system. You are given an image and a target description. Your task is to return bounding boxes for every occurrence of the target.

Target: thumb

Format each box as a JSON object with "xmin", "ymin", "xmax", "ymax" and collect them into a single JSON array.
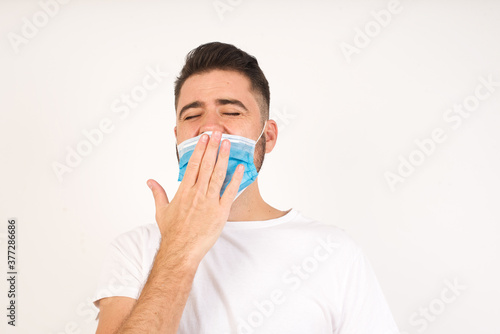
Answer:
[{"xmin": 147, "ymin": 179, "xmax": 169, "ymax": 210}]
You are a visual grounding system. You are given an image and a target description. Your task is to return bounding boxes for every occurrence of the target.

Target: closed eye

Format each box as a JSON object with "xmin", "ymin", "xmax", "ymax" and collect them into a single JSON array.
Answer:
[{"xmin": 185, "ymin": 113, "xmax": 240, "ymax": 120}]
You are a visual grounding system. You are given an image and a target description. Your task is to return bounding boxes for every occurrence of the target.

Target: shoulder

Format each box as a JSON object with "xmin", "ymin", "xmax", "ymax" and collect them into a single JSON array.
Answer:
[
  {"xmin": 288, "ymin": 210, "xmax": 362, "ymax": 255},
  {"xmin": 109, "ymin": 223, "xmax": 161, "ymax": 257},
  {"xmin": 112, "ymin": 223, "xmax": 160, "ymax": 244}
]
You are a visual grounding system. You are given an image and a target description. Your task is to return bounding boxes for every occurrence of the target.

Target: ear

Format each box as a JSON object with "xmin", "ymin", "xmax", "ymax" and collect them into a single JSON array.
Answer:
[{"xmin": 264, "ymin": 119, "xmax": 279, "ymax": 153}]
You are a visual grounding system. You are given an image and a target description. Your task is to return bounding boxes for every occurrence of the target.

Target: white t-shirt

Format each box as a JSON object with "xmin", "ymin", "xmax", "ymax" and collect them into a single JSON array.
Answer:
[{"xmin": 92, "ymin": 208, "xmax": 399, "ymax": 334}]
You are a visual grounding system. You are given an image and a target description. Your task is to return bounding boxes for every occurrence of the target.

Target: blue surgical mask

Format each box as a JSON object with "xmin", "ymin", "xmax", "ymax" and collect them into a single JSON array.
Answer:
[{"xmin": 176, "ymin": 121, "xmax": 267, "ymax": 201}]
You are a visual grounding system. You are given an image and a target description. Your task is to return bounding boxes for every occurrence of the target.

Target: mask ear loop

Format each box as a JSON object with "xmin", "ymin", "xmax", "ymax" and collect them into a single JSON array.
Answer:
[{"xmin": 255, "ymin": 120, "xmax": 268, "ymax": 143}]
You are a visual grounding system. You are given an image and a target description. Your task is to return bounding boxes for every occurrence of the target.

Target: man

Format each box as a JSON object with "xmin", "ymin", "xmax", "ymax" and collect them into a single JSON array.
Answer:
[{"xmin": 92, "ymin": 42, "xmax": 399, "ymax": 333}]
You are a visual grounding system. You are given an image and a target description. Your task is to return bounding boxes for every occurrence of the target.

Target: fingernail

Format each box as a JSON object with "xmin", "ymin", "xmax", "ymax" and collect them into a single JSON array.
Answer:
[{"xmin": 147, "ymin": 181, "xmax": 153, "ymax": 189}]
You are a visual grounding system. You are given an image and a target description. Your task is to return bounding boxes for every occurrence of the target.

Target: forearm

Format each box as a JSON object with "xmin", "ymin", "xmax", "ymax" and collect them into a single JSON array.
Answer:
[{"xmin": 115, "ymin": 240, "xmax": 198, "ymax": 334}]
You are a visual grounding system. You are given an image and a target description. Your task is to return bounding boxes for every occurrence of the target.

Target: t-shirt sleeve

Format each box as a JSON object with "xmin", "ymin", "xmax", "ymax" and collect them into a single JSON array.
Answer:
[
  {"xmin": 337, "ymin": 246, "xmax": 400, "ymax": 334},
  {"xmin": 91, "ymin": 228, "xmax": 146, "ymax": 319}
]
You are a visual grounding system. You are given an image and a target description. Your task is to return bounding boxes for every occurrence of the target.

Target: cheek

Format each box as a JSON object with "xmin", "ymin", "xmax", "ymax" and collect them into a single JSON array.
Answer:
[
  {"xmin": 255, "ymin": 136, "xmax": 266, "ymax": 156},
  {"xmin": 176, "ymin": 127, "xmax": 198, "ymax": 144}
]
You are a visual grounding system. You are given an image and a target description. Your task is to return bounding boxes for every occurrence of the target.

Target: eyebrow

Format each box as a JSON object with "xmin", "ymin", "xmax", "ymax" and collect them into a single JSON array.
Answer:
[{"xmin": 178, "ymin": 99, "xmax": 248, "ymax": 120}]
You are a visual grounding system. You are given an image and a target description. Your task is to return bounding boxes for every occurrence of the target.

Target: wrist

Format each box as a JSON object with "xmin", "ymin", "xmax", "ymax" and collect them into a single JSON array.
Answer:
[{"xmin": 158, "ymin": 238, "xmax": 201, "ymax": 273}]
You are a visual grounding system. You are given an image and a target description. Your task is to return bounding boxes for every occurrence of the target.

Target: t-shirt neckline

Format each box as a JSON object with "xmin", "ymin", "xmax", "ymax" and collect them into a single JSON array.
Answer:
[{"xmin": 224, "ymin": 208, "xmax": 297, "ymax": 229}]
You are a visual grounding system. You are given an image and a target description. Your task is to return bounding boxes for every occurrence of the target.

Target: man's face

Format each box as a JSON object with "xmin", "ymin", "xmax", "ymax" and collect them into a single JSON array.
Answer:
[{"xmin": 175, "ymin": 69, "xmax": 266, "ymax": 172}]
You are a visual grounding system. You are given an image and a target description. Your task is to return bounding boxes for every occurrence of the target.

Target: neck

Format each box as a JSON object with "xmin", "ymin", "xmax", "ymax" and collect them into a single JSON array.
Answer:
[{"xmin": 227, "ymin": 178, "xmax": 290, "ymax": 222}]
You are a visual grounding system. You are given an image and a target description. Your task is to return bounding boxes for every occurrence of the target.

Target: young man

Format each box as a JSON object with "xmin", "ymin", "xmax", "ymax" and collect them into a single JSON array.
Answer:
[{"xmin": 92, "ymin": 42, "xmax": 399, "ymax": 334}]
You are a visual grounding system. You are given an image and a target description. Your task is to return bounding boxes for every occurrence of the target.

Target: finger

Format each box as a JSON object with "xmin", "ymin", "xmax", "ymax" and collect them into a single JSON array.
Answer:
[
  {"xmin": 207, "ymin": 139, "xmax": 231, "ymax": 198},
  {"xmin": 181, "ymin": 134, "xmax": 209, "ymax": 188},
  {"xmin": 196, "ymin": 131, "xmax": 223, "ymax": 194},
  {"xmin": 147, "ymin": 179, "xmax": 169, "ymax": 212},
  {"xmin": 220, "ymin": 164, "xmax": 245, "ymax": 207}
]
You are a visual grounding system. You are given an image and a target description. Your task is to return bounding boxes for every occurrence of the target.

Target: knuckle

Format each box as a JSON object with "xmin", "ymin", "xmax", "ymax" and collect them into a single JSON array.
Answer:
[
  {"xmin": 193, "ymin": 187, "xmax": 206, "ymax": 202},
  {"xmin": 210, "ymin": 139, "xmax": 220, "ymax": 148},
  {"xmin": 222, "ymin": 186, "xmax": 234, "ymax": 198},
  {"xmin": 207, "ymin": 184, "xmax": 219, "ymax": 197},
  {"xmin": 202, "ymin": 160, "xmax": 213, "ymax": 171},
  {"xmin": 208, "ymin": 182, "xmax": 221, "ymax": 197},
  {"xmin": 215, "ymin": 169, "xmax": 226, "ymax": 181},
  {"xmin": 188, "ymin": 161, "xmax": 200, "ymax": 171}
]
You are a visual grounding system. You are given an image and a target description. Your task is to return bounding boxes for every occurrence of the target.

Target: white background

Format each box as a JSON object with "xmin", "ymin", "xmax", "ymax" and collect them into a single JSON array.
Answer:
[{"xmin": 1, "ymin": 0, "xmax": 499, "ymax": 333}]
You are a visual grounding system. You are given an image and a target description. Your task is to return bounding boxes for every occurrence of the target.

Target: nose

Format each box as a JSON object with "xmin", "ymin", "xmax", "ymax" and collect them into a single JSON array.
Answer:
[{"xmin": 198, "ymin": 109, "xmax": 226, "ymax": 136}]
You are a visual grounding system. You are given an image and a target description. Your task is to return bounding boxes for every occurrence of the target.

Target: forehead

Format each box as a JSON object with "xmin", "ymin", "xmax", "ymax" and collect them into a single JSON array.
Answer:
[{"xmin": 177, "ymin": 69, "xmax": 258, "ymax": 108}]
